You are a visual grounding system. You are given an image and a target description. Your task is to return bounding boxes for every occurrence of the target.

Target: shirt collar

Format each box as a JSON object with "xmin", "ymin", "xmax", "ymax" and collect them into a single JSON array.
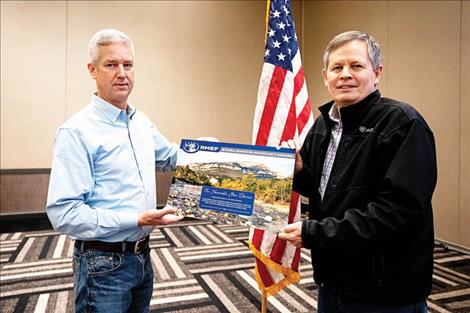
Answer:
[
  {"xmin": 91, "ymin": 94, "xmax": 136, "ymax": 123},
  {"xmin": 319, "ymin": 90, "xmax": 381, "ymax": 130},
  {"xmin": 328, "ymin": 103, "xmax": 341, "ymax": 123},
  {"xmin": 126, "ymin": 103, "xmax": 136, "ymax": 120}
]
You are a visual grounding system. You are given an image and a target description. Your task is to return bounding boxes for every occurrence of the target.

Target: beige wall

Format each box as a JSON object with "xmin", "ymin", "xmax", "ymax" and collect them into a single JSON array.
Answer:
[
  {"xmin": 1, "ymin": 1, "xmax": 271, "ymax": 169},
  {"xmin": 1, "ymin": 1, "xmax": 469, "ymax": 248},
  {"xmin": 303, "ymin": 0, "xmax": 469, "ymax": 248},
  {"xmin": 1, "ymin": 1, "xmax": 67, "ymax": 169},
  {"xmin": 461, "ymin": 1, "xmax": 470, "ymax": 248}
]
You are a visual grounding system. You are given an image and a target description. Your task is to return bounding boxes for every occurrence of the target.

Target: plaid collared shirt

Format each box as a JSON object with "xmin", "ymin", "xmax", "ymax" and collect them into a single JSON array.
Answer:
[{"xmin": 319, "ymin": 104, "xmax": 343, "ymax": 199}]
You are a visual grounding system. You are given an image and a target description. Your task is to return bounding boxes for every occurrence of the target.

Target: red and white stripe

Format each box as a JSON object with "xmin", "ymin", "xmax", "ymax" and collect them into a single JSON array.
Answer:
[{"xmin": 250, "ymin": 49, "xmax": 314, "ymax": 292}]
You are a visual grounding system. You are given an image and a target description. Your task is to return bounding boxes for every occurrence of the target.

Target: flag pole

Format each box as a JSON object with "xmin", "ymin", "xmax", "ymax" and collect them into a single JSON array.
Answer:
[
  {"xmin": 260, "ymin": 4, "xmax": 270, "ymax": 313},
  {"xmin": 264, "ymin": 0, "xmax": 271, "ymax": 45},
  {"xmin": 261, "ymin": 291, "xmax": 267, "ymax": 313}
]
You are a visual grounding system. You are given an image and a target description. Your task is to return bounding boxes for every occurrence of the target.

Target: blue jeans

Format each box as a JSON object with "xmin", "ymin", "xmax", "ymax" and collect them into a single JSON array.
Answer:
[
  {"xmin": 317, "ymin": 286, "xmax": 428, "ymax": 313},
  {"xmin": 73, "ymin": 247, "xmax": 153, "ymax": 313}
]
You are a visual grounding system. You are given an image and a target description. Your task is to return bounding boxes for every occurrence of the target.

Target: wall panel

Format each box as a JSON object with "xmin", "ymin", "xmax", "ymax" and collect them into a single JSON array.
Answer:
[
  {"xmin": 1, "ymin": 1, "xmax": 268, "ymax": 169},
  {"xmin": 302, "ymin": 1, "xmax": 388, "ymax": 114},
  {"xmin": 0, "ymin": 170, "xmax": 50, "ymax": 214},
  {"xmin": 0, "ymin": 170, "xmax": 173, "ymax": 214},
  {"xmin": 388, "ymin": 1, "xmax": 461, "ymax": 243},
  {"xmin": 65, "ymin": 1, "xmax": 266, "ymax": 147},
  {"xmin": 0, "ymin": 1, "xmax": 67, "ymax": 168},
  {"xmin": 460, "ymin": 1, "xmax": 470, "ymax": 248}
]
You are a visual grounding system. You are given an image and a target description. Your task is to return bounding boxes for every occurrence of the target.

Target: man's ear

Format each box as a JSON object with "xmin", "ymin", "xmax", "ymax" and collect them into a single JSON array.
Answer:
[
  {"xmin": 322, "ymin": 69, "xmax": 328, "ymax": 87},
  {"xmin": 374, "ymin": 65, "xmax": 383, "ymax": 86},
  {"xmin": 87, "ymin": 63, "xmax": 97, "ymax": 79}
]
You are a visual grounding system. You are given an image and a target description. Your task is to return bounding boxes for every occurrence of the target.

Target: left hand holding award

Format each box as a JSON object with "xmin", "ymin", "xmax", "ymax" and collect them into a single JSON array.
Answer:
[{"xmin": 138, "ymin": 205, "xmax": 183, "ymax": 226}]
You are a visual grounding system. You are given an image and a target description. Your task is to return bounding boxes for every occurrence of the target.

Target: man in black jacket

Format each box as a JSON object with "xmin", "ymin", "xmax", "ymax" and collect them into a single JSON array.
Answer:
[{"xmin": 278, "ymin": 31, "xmax": 436, "ymax": 313}]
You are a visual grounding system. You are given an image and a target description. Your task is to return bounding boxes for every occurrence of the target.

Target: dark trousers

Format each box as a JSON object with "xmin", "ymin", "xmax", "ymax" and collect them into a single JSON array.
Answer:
[{"xmin": 317, "ymin": 286, "xmax": 428, "ymax": 313}]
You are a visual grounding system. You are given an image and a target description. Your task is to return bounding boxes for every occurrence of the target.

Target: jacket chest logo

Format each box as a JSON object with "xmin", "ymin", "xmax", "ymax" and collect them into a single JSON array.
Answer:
[{"xmin": 359, "ymin": 126, "xmax": 374, "ymax": 133}]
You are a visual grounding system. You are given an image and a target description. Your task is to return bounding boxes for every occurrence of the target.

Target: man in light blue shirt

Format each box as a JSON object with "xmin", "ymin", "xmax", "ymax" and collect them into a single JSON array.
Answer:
[{"xmin": 46, "ymin": 28, "xmax": 182, "ymax": 313}]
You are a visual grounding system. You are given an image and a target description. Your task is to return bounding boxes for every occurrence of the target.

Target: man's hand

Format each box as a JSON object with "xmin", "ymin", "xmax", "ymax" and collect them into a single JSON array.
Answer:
[
  {"xmin": 138, "ymin": 205, "xmax": 183, "ymax": 226},
  {"xmin": 281, "ymin": 139, "xmax": 303, "ymax": 173},
  {"xmin": 278, "ymin": 221, "xmax": 303, "ymax": 248}
]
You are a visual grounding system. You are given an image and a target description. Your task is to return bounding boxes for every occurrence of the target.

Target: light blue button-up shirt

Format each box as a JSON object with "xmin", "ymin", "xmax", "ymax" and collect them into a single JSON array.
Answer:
[{"xmin": 46, "ymin": 95, "xmax": 177, "ymax": 242}]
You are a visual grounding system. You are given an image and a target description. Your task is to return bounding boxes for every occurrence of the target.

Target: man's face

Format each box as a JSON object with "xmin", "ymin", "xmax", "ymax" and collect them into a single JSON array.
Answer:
[
  {"xmin": 322, "ymin": 40, "xmax": 382, "ymax": 108},
  {"xmin": 87, "ymin": 42, "xmax": 134, "ymax": 110}
]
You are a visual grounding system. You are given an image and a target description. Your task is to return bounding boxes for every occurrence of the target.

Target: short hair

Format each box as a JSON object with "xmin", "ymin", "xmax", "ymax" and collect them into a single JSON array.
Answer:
[
  {"xmin": 88, "ymin": 29, "xmax": 135, "ymax": 64},
  {"xmin": 322, "ymin": 31, "xmax": 382, "ymax": 70}
]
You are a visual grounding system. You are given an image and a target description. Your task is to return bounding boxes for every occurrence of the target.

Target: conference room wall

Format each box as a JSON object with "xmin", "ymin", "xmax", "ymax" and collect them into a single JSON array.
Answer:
[
  {"xmin": 1, "ymin": 1, "xmax": 469, "ymax": 250},
  {"xmin": 460, "ymin": 1, "xmax": 470, "ymax": 250},
  {"xmin": 0, "ymin": 1, "xmax": 302, "ymax": 210},
  {"xmin": 1, "ymin": 1, "xmax": 271, "ymax": 169},
  {"xmin": 302, "ymin": 0, "xmax": 470, "ymax": 249}
]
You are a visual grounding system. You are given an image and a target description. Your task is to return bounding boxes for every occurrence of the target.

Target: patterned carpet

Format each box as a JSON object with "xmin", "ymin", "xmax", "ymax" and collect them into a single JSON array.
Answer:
[{"xmin": 1, "ymin": 218, "xmax": 470, "ymax": 313}]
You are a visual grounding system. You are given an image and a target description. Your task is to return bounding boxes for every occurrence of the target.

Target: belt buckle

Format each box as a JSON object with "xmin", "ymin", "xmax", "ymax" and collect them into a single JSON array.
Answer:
[{"xmin": 134, "ymin": 237, "xmax": 146, "ymax": 254}]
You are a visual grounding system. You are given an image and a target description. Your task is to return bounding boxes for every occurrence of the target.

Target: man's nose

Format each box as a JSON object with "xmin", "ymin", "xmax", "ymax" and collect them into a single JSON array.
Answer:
[
  {"xmin": 117, "ymin": 64, "xmax": 126, "ymax": 78},
  {"xmin": 340, "ymin": 67, "xmax": 352, "ymax": 79}
]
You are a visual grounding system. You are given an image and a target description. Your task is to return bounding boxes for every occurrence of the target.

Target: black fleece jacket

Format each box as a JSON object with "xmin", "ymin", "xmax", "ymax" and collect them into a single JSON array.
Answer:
[{"xmin": 293, "ymin": 90, "xmax": 437, "ymax": 305}]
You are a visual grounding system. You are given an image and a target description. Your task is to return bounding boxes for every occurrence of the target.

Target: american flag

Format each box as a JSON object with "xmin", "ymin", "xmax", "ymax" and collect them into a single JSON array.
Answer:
[{"xmin": 249, "ymin": 0, "xmax": 314, "ymax": 298}]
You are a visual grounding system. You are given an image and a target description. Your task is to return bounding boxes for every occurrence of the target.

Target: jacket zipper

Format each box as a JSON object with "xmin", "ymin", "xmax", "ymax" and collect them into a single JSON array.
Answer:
[{"xmin": 373, "ymin": 253, "xmax": 385, "ymax": 286}]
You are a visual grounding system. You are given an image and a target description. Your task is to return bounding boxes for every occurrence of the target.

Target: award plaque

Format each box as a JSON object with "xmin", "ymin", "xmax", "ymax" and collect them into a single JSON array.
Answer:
[{"xmin": 168, "ymin": 139, "xmax": 295, "ymax": 232}]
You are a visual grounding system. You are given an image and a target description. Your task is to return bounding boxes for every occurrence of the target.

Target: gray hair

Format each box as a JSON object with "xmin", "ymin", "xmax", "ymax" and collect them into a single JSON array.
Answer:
[
  {"xmin": 322, "ymin": 31, "xmax": 382, "ymax": 70},
  {"xmin": 88, "ymin": 29, "xmax": 135, "ymax": 64}
]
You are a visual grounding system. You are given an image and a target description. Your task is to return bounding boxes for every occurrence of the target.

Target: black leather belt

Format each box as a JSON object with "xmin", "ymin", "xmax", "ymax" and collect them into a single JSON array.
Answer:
[{"xmin": 75, "ymin": 235, "xmax": 149, "ymax": 254}]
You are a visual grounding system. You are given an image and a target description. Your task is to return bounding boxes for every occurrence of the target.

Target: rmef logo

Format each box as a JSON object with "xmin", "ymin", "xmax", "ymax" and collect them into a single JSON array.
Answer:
[
  {"xmin": 181, "ymin": 140, "xmax": 220, "ymax": 153},
  {"xmin": 182, "ymin": 141, "xmax": 200, "ymax": 153}
]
